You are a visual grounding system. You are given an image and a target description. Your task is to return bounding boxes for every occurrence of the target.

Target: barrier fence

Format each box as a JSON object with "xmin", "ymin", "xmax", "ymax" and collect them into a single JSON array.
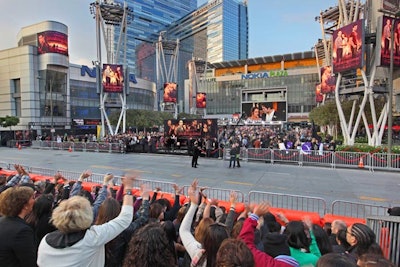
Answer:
[
  {"xmin": 248, "ymin": 191, "xmax": 327, "ymax": 217},
  {"xmin": 1, "ymin": 160, "xmax": 399, "ymax": 266},
  {"xmin": 226, "ymin": 148, "xmax": 400, "ymax": 172},
  {"xmin": 29, "ymin": 141, "xmax": 400, "ymax": 172},
  {"xmin": 367, "ymin": 215, "xmax": 400, "ymax": 266}
]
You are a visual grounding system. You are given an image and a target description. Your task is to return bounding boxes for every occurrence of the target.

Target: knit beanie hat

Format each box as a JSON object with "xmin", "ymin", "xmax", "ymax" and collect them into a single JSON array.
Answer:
[
  {"xmin": 263, "ymin": 232, "xmax": 291, "ymax": 258},
  {"xmin": 274, "ymin": 255, "xmax": 300, "ymax": 267}
]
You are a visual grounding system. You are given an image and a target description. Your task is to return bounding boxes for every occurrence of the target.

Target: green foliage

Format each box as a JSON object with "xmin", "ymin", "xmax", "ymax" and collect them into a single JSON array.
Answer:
[
  {"xmin": 109, "ymin": 109, "xmax": 174, "ymax": 130},
  {"xmin": 336, "ymin": 144, "xmax": 400, "ymax": 154},
  {"xmin": 0, "ymin": 116, "xmax": 19, "ymax": 128},
  {"xmin": 177, "ymin": 113, "xmax": 202, "ymax": 120},
  {"xmin": 355, "ymin": 136, "xmax": 368, "ymax": 143}
]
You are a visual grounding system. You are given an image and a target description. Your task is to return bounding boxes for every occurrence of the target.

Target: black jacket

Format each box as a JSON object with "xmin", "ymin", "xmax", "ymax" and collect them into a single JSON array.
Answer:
[{"xmin": 0, "ymin": 216, "xmax": 37, "ymax": 267}]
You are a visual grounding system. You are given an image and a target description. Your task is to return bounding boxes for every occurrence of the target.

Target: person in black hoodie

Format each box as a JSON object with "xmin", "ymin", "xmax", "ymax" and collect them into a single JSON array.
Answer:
[{"xmin": 260, "ymin": 212, "xmax": 291, "ymax": 258}]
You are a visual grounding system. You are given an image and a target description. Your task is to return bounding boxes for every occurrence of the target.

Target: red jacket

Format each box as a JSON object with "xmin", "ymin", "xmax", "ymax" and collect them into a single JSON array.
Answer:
[{"xmin": 239, "ymin": 217, "xmax": 295, "ymax": 267}]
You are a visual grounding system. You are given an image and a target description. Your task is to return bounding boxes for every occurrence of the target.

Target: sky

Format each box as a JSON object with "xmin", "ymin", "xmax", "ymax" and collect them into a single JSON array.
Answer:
[{"xmin": 1, "ymin": 0, "xmax": 339, "ymax": 66}]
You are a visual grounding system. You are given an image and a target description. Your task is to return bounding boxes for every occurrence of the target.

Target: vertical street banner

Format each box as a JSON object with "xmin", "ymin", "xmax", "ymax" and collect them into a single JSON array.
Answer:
[{"xmin": 332, "ymin": 19, "xmax": 365, "ymax": 73}]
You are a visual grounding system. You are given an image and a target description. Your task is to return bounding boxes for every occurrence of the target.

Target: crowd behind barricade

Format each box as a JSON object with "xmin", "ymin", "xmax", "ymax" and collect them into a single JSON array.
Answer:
[
  {"xmin": 218, "ymin": 125, "xmax": 337, "ymax": 153},
  {"xmin": 35, "ymin": 123, "xmax": 337, "ymax": 157},
  {"xmin": 0, "ymin": 164, "xmax": 398, "ymax": 267}
]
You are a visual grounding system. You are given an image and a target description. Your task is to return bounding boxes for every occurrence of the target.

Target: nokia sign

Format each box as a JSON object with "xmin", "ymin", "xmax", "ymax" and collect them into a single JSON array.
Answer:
[
  {"xmin": 241, "ymin": 70, "xmax": 288, "ymax": 80},
  {"xmin": 80, "ymin": 65, "xmax": 137, "ymax": 84}
]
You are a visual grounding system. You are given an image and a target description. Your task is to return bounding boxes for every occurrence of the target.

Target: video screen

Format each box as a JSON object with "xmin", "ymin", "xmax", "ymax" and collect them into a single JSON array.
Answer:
[
  {"xmin": 164, "ymin": 119, "xmax": 218, "ymax": 138},
  {"xmin": 102, "ymin": 64, "xmax": 124, "ymax": 93},
  {"xmin": 196, "ymin": 92, "xmax": 207, "ymax": 108},
  {"xmin": 242, "ymin": 102, "xmax": 287, "ymax": 122},
  {"xmin": 163, "ymin": 82, "xmax": 177, "ymax": 103},
  {"xmin": 37, "ymin": 31, "xmax": 68, "ymax": 56}
]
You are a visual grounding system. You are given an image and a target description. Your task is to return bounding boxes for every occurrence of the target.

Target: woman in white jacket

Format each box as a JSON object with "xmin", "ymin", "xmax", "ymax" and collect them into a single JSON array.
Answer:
[{"xmin": 37, "ymin": 173, "xmax": 136, "ymax": 267}]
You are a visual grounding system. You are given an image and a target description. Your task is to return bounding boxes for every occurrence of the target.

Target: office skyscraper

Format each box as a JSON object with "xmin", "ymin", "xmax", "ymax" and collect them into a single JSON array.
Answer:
[
  {"xmin": 113, "ymin": 0, "xmax": 197, "ymax": 73},
  {"xmin": 166, "ymin": 0, "xmax": 248, "ymax": 63}
]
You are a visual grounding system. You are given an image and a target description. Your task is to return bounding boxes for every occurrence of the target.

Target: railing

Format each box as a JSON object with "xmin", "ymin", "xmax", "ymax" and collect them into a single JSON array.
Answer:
[
  {"xmin": 31, "ymin": 140, "xmax": 123, "ymax": 154},
  {"xmin": 367, "ymin": 215, "xmax": 400, "ymax": 266},
  {"xmin": 248, "ymin": 191, "xmax": 327, "ymax": 217},
  {"xmin": 330, "ymin": 200, "xmax": 389, "ymax": 218},
  {"xmin": 225, "ymin": 148, "xmax": 400, "ymax": 172}
]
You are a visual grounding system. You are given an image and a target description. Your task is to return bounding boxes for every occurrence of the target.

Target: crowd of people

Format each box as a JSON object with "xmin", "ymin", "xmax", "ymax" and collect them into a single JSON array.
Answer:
[
  {"xmin": 0, "ymin": 164, "xmax": 398, "ymax": 267},
  {"xmin": 35, "ymin": 122, "xmax": 337, "ymax": 158}
]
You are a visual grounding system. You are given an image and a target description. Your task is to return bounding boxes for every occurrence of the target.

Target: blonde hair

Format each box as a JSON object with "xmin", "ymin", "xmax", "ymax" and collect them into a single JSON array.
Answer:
[{"xmin": 51, "ymin": 196, "xmax": 93, "ymax": 233}]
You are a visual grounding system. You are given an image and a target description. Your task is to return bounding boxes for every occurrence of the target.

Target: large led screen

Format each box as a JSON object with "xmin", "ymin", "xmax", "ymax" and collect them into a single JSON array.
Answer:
[
  {"xmin": 163, "ymin": 82, "xmax": 177, "ymax": 103},
  {"xmin": 242, "ymin": 102, "xmax": 287, "ymax": 122},
  {"xmin": 164, "ymin": 119, "xmax": 218, "ymax": 138},
  {"xmin": 332, "ymin": 19, "xmax": 364, "ymax": 73},
  {"xmin": 102, "ymin": 64, "xmax": 124, "ymax": 93},
  {"xmin": 37, "ymin": 31, "xmax": 68, "ymax": 56}
]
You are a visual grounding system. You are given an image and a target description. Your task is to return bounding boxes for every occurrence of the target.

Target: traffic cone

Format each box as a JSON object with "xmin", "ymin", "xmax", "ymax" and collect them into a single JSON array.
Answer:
[
  {"xmin": 18, "ymin": 144, "xmax": 22, "ymax": 150},
  {"xmin": 68, "ymin": 146, "xmax": 72, "ymax": 152},
  {"xmin": 358, "ymin": 157, "xmax": 364, "ymax": 168}
]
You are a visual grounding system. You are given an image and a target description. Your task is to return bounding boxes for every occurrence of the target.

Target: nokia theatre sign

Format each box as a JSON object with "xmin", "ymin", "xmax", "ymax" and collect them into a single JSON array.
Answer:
[
  {"xmin": 80, "ymin": 65, "xmax": 138, "ymax": 84},
  {"xmin": 241, "ymin": 70, "xmax": 288, "ymax": 80}
]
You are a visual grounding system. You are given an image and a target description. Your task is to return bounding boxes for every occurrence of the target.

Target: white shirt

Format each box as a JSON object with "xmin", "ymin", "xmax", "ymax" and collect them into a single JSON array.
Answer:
[{"xmin": 37, "ymin": 205, "xmax": 132, "ymax": 267}]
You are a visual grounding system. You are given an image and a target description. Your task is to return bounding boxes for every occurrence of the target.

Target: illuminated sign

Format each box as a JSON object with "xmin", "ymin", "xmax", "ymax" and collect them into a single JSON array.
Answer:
[
  {"xmin": 241, "ymin": 70, "xmax": 288, "ymax": 80},
  {"xmin": 37, "ymin": 31, "xmax": 68, "ymax": 56},
  {"xmin": 80, "ymin": 65, "xmax": 137, "ymax": 84}
]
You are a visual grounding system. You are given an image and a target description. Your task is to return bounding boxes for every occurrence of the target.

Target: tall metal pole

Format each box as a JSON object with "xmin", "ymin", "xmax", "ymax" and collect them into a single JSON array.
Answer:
[
  {"xmin": 50, "ymin": 79, "xmax": 54, "ymax": 141},
  {"xmin": 388, "ymin": 18, "xmax": 394, "ymax": 154}
]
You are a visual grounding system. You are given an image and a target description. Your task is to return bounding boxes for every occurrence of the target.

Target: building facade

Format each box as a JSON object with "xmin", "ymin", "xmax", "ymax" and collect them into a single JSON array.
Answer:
[
  {"xmin": 0, "ymin": 21, "xmax": 156, "ymax": 142},
  {"xmin": 113, "ymin": 0, "xmax": 197, "ymax": 73},
  {"xmin": 136, "ymin": 0, "xmax": 249, "ymax": 111},
  {"xmin": 185, "ymin": 51, "xmax": 320, "ymax": 122}
]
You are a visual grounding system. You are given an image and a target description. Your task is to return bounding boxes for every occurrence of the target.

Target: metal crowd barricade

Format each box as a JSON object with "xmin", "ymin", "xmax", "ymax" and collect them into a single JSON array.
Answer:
[
  {"xmin": 86, "ymin": 142, "xmax": 98, "ymax": 152},
  {"xmin": 334, "ymin": 151, "xmax": 370, "ymax": 170},
  {"xmin": 271, "ymin": 149, "xmax": 301, "ymax": 165},
  {"xmin": 248, "ymin": 191, "xmax": 327, "ymax": 216},
  {"xmin": 367, "ymin": 215, "xmax": 400, "ymax": 266},
  {"xmin": 302, "ymin": 150, "xmax": 334, "ymax": 168},
  {"xmin": 246, "ymin": 148, "xmax": 272, "ymax": 162},
  {"xmin": 370, "ymin": 153, "xmax": 390, "ymax": 171},
  {"xmin": 182, "ymin": 186, "xmax": 245, "ymax": 203},
  {"xmin": 330, "ymin": 200, "xmax": 389, "ymax": 218},
  {"xmin": 111, "ymin": 143, "xmax": 123, "ymax": 153},
  {"xmin": 98, "ymin": 143, "xmax": 111, "ymax": 153},
  {"xmin": 29, "ymin": 167, "xmax": 58, "ymax": 177},
  {"xmin": 0, "ymin": 161, "xmax": 10, "ymax": 169}
]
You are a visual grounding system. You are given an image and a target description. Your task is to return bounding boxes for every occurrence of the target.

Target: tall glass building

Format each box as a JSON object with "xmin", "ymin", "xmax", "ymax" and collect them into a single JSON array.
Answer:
[
  {"xmin": 113, "ymin": 0, "xmax": 197, "ymax": 73},
  {"xmin": 165, "ymin": 0, "xmax": 248, "ymax": 63},
  {"xmin": 136, "ymin": 0, "xmax": 248, "ymax": 111}
]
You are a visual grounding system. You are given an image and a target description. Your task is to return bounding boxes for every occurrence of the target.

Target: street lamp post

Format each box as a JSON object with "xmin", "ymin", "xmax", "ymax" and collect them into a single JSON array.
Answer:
[{"xmin": 49, "ymin": 79, "xmax": 54, "ymax": 141}]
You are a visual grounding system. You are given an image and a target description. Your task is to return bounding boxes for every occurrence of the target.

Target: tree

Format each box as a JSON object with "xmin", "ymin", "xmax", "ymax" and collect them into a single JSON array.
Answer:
[{"xmin": 0, "ymin": 115, "xmax": 19, "ymax": 129}]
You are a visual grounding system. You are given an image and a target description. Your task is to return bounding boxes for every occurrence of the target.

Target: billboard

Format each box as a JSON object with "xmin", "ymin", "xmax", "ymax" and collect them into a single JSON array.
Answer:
[
  {"xmin": 242, "ymin": 102, "xmax": 287, "ymax": 122},
  {"xmin": 37, "ymin": 31, "xmax": 68, "ymax": 56},
  {"xmin": 196, "ymin": 92, "xmax": 207, "ymax": 108},
  {"xmin": 320, "ymin": 66, "xmax": 336, "ymax": 94},
  {"xmin": 377, "ymin": 16, "xmax": 400, "ymax": 67},
  {"xmin": 102, "ymin": 64, "xmax": 124, "ymax": 93},
  {"xmin": 164, "ymin": 119, "xmax": 218, "ymax": 138},
  {"xmin": 332, "ymin": 19, "xmax": 364, "ymax": 73},
  {"xmin": 315, "ymin": 84, "xmax": 323, "ymax": 103},
  {"xmin": 163, "ymin": 82, "xmax": 177, "ymax": 103}
]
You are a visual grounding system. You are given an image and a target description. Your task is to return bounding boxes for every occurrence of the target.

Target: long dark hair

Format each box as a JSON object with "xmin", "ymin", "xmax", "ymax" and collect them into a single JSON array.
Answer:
[
  {"xmin": 200, "ymin": 223, "xmax": 229, "ymax": 267},
  {"xmin": 95, "ymin": 198, "xmax": 121, "ymax": 225},
  {"xmin": 285, "ymin": 221, "xmax": 310, "ymax": 251},
  {"xmin": 123, "ymin": 223, "xmax": 176, "ymax": 267}
]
